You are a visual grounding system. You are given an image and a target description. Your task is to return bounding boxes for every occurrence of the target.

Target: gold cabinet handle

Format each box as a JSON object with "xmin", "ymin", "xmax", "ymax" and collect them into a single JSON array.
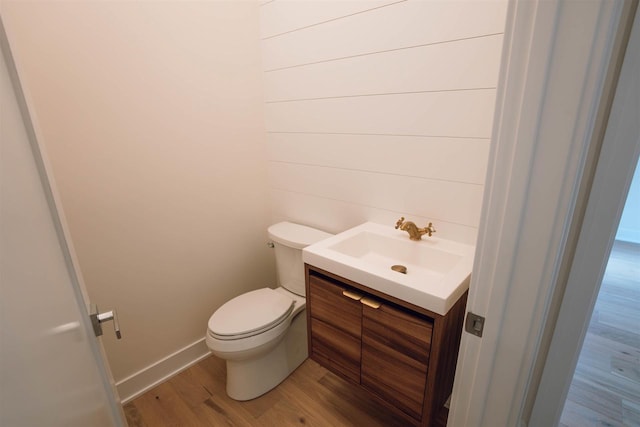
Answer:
[
  {"xmin": 361, "ymin": 297, "xmax": 381, "ymax": 309},
  {"xmin": 342, "ymin": 289, "xmax": 364, "ymax": 301}
]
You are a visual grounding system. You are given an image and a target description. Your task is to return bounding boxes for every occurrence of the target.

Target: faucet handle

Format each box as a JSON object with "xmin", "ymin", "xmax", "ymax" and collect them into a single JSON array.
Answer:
[
  {"xmin": 395, "ymin": 217, "xmax": 405, "ymax": 229},
  {"xmin": 425, "ymin": 222, "xmax": 436, "ymax": 236}
]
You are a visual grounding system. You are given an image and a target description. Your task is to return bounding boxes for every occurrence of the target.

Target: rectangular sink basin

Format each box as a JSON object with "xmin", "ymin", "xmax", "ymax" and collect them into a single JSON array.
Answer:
[{"xmin": 302, "ymin": 222, "xmax": 475, "ymax": 315}]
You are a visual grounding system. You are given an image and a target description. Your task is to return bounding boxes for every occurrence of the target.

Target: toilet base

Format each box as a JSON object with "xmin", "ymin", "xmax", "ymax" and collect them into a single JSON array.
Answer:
[{"xmin": 225, "ymin": 311, "xmax": 308, "ymax": 401}]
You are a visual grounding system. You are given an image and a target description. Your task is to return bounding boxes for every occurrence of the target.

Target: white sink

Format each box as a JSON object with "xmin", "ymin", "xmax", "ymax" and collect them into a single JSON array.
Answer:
[{"xmin": 302, "ymin": 222, "xmax": 475, "ymax": 315}]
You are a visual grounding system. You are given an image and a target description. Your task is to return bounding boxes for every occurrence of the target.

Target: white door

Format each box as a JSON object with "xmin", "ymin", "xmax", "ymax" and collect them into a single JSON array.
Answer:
[{"xmin": 0, "ymin": 15, "xmax": 126, "ymax": 427}]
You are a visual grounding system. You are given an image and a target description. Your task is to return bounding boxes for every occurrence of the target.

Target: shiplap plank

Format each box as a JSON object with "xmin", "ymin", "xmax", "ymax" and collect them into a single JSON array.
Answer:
[
  {"xmin": 269, "ymin": 190, "xmax": 479, "ymax": 245},
  {"xmin": 261, "ymin": 0, "xmax": 507, "ymax": 71},
  {"xmin": 268, "ymin": 163, "xmax": 484, "ymax": 227},
  {"xmin": 265, "ymin": 89, "xmax": 497, "ymax": 138},
  {"xmin": 259, "ymin": 0, "xmax": 401, "ymax": 39},
  {"xmin": 267, "ymin": 133, "xmax": 489, "ymax": 185},
  {"xmin": 264, "ymin": 35, "xmax": 503, "ymax": 102}
]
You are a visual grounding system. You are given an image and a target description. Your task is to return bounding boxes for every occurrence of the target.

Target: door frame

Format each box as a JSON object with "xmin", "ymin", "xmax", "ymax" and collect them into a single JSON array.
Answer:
[
  {"xmin": 530, "ymin": 6, "xmax": 640, "ymax": 425},
  {"xmin": 448, "ymin": 1, "xmax": 637, "ymax": 426}
]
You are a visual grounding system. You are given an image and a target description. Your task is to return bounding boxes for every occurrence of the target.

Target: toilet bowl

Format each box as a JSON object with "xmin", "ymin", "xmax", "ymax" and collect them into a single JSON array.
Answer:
[{"xmin": 205, "ymin": 222, "xmax": 332, "ymax": 401}]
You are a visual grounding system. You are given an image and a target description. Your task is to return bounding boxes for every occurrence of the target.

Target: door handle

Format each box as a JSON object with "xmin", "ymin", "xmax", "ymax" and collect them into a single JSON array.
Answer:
[
  {"xmin": 90, "ymin": 304, "xmax": 122, "ymax": 339},
  {"xmin": 361, "ymin": 297, "xmax": 382, "ymax": 309}
]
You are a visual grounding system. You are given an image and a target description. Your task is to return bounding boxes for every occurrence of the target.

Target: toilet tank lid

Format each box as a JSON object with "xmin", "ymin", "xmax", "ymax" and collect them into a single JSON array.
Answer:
[{"xmin": 267, "ymin": 222, "xmax": 333, "ymax": 249}]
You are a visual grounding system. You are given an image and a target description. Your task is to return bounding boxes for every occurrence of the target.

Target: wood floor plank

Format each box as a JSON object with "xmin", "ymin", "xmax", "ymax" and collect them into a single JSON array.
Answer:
[
  {"xmin": 611, "ymin": 355, "xmax": 640, "ymax": 384},
  {"xmin": 317, "ymin": 371, "xmax": 410, "ymax": 426},
  {"xmin": 561, "ymin": 399, "xmax": 624, "ymax": 427},
  {"xmin": 168, "ymin": 366, "xmax": 212, "ymax": 408},
  {"xmin": 288, "ymin": 361, "xmax": 376, "ymax": 425},
  {"xmin": 132, "ymin": 381, "xmax": 202, "ymax": 426},
  {"xmin": 622, "ymin": 398, "xmax": 640, "ymax": 427},
  {"xmin": 276, "ymin": 363, "xmax": 359, "ymax": 427},
  {"xmin": 566, "ymin": 377, "xmax": 623, "ymax": 423},
  {"xmin": 255, "ymin": 397, "xmax": 317, "ymax": 427},
  {"xmin": 191, "ymin": 397, "xmax": 256, "ymax": 427},
  {"xmin": 122, "ymin": 402, "xmax": 147, "ymax": 427},
  {"xmin": 561, "ymin": 241, "xmax": 640, "ymax": 427},
  {"xmin": 279, "ymin": 372, "xmax": 347, "ymax": 426}
]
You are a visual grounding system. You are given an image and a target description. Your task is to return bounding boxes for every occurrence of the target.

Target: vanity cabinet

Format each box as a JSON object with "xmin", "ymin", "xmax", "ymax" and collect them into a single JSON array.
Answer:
[{"xmin": 305, "ymin": 265, "xmax": 467, "ymax": 427}]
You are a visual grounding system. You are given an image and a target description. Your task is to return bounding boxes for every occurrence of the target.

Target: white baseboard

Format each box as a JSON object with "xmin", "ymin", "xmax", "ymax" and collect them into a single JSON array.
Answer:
[{"xmin": 116, "ymin": 337, "xmax": 212, "ymax": 404}]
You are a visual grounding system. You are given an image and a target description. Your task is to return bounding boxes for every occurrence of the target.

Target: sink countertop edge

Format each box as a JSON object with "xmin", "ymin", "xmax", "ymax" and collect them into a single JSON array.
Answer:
[{"xmin": 303, "ymin": 250, "xmax": 463, "ymax": 316}]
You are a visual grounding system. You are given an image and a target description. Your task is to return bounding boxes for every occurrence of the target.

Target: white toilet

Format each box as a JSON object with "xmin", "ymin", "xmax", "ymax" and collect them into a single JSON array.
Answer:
[{"xmin": 205, "ymin": 221, "xmax": 332, "ymax": 401}]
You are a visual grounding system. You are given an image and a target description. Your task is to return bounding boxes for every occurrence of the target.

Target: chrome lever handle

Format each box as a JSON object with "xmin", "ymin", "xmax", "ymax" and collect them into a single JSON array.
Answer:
[
  {"xmin": 98, "ymin": 309, "xmax": 121, "ymax": 339},
  {"xmin": 90, "ymin": 304, "xmax": 122, "ymax": 339}
]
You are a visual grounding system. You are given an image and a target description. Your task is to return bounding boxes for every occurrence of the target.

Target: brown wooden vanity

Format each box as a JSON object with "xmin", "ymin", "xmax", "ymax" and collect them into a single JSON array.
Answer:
[{"xmin": 305, "ymin": 264, "xmax": 468, "ymax": 427}]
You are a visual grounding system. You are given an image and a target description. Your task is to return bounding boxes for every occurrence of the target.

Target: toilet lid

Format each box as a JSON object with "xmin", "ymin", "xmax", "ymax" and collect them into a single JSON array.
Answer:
[{"xmin": 208, "ymin": 288, "xmax": 294, "ymax": 339}]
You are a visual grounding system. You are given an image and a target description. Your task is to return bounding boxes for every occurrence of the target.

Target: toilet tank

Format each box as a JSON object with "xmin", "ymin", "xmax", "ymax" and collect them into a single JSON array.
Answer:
[{"xmin": 267, "ymin": 222, "xmax": 332, "ymax": 296}]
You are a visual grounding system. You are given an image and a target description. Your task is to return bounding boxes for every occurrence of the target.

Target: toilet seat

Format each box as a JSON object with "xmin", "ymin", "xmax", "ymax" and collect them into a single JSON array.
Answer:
[{"xmin": 208, "ymin": 288, "xmax": 294, "ymax": 340}]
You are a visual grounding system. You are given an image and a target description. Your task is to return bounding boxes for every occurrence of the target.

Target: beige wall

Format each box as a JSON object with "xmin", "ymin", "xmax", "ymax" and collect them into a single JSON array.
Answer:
[
  {"xmin": 261, "ymin": 0, "xmax": 507, "ymax": 244},
  {"xmin": 3, "ymin": 1, "xmax": 274, "ymax": 382}
]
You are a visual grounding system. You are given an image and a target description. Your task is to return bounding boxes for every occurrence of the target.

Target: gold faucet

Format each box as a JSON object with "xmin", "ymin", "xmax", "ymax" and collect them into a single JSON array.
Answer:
[{"xmin": 395, "ymin": 217, "xmax": 436, "ymax": 240}]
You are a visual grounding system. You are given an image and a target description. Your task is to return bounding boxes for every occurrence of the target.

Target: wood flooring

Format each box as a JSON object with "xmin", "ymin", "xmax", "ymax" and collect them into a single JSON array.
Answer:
[
  {"xmin": 560, "ymin": 240, "xmax": 640, "ymax": 427},
  {"xmin": 124, "ymin": 355, "xmax": 415, "ymax": 426}
]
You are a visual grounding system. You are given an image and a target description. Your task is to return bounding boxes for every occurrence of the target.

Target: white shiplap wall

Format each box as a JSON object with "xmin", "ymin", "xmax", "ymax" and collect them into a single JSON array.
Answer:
[{"xmin": 260, "ymin": 0, "xmax": 507, "ymax": 244}]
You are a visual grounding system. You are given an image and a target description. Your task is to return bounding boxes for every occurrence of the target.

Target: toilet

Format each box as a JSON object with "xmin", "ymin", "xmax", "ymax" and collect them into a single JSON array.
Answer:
[{"xmin": 205, "ymin": 221, "xmax": 332, "ymax": 401}]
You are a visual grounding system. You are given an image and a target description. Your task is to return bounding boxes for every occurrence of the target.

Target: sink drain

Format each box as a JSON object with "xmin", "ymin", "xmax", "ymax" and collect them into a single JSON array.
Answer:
[{"xmin": 391, "ymin": 265, "xmax": 407, "ymax": 274}]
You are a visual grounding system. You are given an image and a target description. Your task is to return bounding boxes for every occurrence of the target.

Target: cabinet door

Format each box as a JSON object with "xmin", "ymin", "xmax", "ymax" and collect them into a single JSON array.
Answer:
[
  {"xmin": 361, "ymin": 302, "xmax": 433, "ymax": 421},
  {"xmin": 308, "ymin": 274, "xmax": 362, "ymax": 383}
]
